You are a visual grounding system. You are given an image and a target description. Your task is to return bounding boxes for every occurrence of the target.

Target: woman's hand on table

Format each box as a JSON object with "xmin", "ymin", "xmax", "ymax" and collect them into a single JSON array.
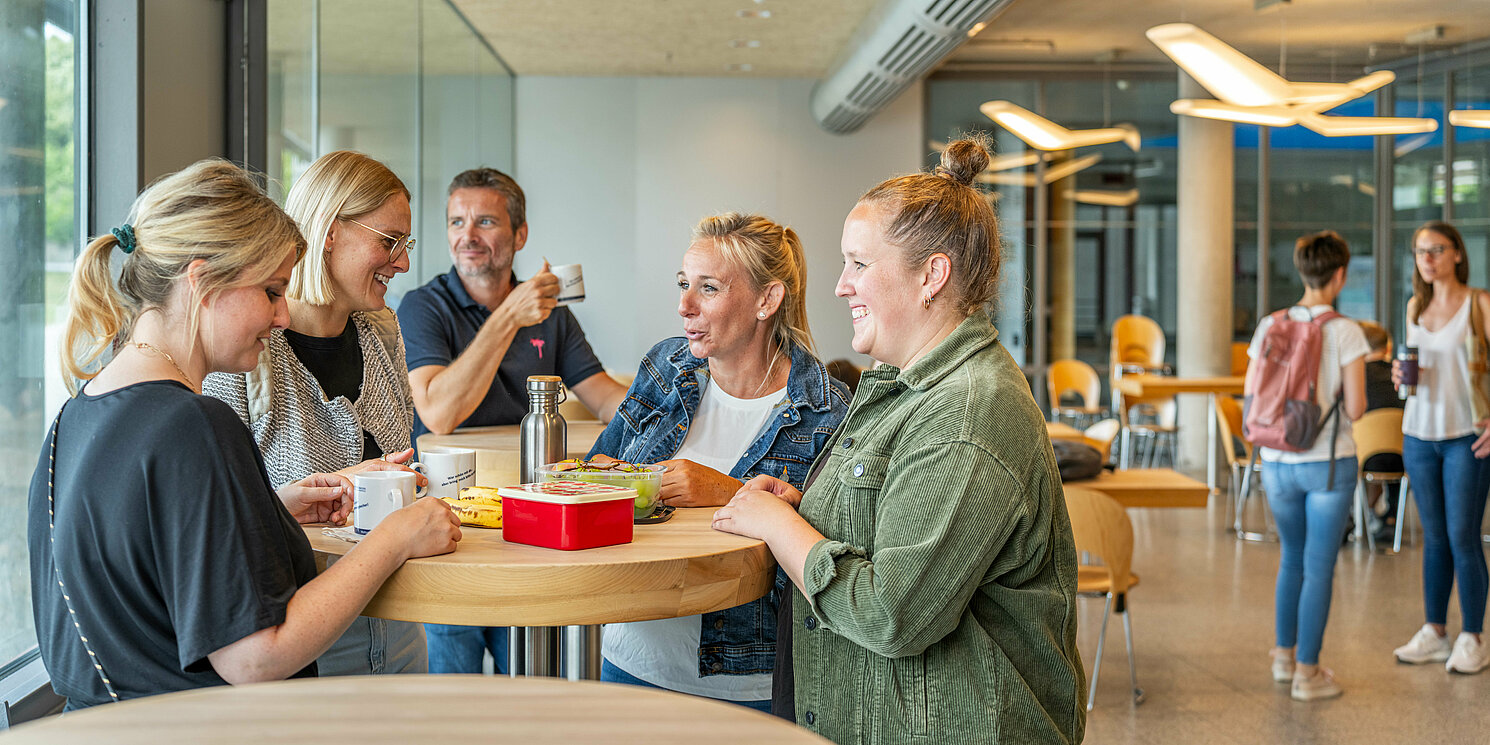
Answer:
[
  {"xmin": 656, "ymin": 459, "xmax": 743, "ymax": 507},
  {"xmin": 337, "ymin": 448, "xmax": 428, "ymax": 488},
  {"xmin": 278, "ymin": 472, "xmax": 353, "ymax": 525},
  {"xmin": 711, "ymin": 489, "xmax": 801, "ymax": 541},
  {"xmin": 375, "ymin": 497, "xmax": 462, "ymax": 560},
  {"xmin": 738, "ymin": 474, "xmax": 803, "ymax": 508}
]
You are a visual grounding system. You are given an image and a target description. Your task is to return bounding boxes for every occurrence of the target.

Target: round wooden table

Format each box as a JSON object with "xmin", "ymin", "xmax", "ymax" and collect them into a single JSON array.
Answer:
[
  {"xmin": 418, "ymin": 422, "xmax": 609, "ymax": 488},
  {"xmin": 1, "ymin": 675, "xmax": 830, "ymax": 745},
  {"xmin": 307, "ymin": 506, "xmax": 772, "ymax": 627}
]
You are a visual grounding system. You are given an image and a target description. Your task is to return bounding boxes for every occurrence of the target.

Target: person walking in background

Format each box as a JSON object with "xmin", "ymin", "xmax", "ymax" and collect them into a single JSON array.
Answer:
[
  {"xmin": 1391, "ymin": 220, "xmax": 1490, "ymax": 675},
  {"xmin": 1246, "ymin": 231, "xmax": 1368, "ymax": 701}
]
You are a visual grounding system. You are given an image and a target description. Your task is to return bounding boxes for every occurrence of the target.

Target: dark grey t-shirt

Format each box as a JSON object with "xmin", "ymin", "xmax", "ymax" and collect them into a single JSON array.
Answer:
[{"xmin": 28, "ymin": 381, "xmax": 317, "ymax": 708}]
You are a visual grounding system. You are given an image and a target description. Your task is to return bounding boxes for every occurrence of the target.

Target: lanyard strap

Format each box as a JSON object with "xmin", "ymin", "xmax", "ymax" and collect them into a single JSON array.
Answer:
[{"xmin": 46, "ymin": 402, "xmax": 120, "ymax": 703}]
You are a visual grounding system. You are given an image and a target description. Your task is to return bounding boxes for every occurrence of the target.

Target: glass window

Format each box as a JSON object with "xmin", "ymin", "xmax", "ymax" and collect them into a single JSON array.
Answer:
[{"xmin": 0, "ymin": 0, "xmax": 81, "ymax": 672}]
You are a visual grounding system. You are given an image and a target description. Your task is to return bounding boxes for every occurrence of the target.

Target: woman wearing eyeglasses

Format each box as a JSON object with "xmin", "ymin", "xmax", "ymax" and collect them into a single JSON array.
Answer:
[
  {"xmin": 1390, "ymin": 220, "xmax": 1490, "ymax": 675},
  {"xmin": 203, "ymin": 150, "xmax": 430, "ymax": 676}
]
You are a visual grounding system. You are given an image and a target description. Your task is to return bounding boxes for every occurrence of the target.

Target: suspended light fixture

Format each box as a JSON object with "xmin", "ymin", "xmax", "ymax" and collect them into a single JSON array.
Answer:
[
  {"xmin": 1299, "ymin": 111, "xmax": 1438, "ymax": 137},
  {"xmin": 979, "ymin": 101, "xmax": 1140, "ymax": 151},
  {"xmin": 1169, "ymin": 99, "xmax": 1298, "ymax": 127},
  {"xmin": 976, "ymin": 153, "xmax": 1104, "ymax": 187},
  {"xmin": 1067, "ymin": 188, "xmax": 1140, "ymax": 207},
  {"xmin": 1449, "ymin": 110, "xmax": 1490, "ymax": 129}
]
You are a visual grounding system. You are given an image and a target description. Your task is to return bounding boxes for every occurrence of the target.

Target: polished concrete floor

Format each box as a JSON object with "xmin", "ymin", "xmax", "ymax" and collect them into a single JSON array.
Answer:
[{"xmin": 1078, "ymin": 487, "xmax": 1490, "ymax": 744}]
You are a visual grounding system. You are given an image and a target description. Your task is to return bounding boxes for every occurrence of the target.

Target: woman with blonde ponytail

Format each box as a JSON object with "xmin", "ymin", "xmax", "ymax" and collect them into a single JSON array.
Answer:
[
  {"xmin": 714, "ymin": 138, "xmax": 1085, "ymax": 744},
  {"xmin": 587, "ymin": 212, "xmax": 849, "ymax": 710},
  {"xmin": 29, "ymin": 159, "xmax": 460, "ymax": 710}
]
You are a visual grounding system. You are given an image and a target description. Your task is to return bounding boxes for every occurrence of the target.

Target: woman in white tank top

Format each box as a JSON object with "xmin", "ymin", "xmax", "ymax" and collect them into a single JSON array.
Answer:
[{"xmin": 1391, "ymin": 221, "xmax": 1490, "ymax": 675}]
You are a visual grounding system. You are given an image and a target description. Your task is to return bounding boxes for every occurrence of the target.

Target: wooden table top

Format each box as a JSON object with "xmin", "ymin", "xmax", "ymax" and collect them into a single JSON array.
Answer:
[
  {"xmin": 1116, "ymin": 374, "xmax": 1244, "ymax": 398},
  {"xmin": 419, "ymin": 422, "xmax": 609, "ymax": 488},
  {"xmin": 1046, "ymin": 422, "xmax": 1086, "ymax": 441},
  {"xmin": 306, "ymin": 506, "xmax": 774, "ymax": 627},
  {"xmin": 1065, "ymin": 468, "xmax": 1209, "ymax": 508},
  {"xmin": 1, "ymin": 675, "xmax": 830, "ymax": 745}
]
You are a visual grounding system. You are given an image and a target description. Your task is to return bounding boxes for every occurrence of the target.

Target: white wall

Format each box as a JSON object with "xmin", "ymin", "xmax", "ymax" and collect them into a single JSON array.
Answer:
[{"xmin": 512, "ymin": 76, "xmax": 924, "ymax": 373}]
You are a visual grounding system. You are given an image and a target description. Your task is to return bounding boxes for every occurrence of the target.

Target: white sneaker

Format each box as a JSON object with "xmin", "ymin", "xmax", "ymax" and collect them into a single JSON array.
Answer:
[
  {"xmin": 1446, "ymin": 633, "xmax": 1490, "ymax": 674},
  {"xmin": 1394, "ymin": 624, "xmax": 1452, "ymax": 664}
]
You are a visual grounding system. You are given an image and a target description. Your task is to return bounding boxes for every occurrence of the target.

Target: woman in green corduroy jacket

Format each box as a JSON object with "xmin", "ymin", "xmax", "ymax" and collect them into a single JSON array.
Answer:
[{"xmin": 713, "ymin": 137, "xmax": 1086, "ymax": 745}]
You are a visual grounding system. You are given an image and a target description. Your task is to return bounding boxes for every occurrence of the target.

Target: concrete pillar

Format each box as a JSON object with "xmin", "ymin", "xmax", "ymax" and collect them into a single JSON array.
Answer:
[
  {"xmin": 1175, "ymin": 72, "xmax": 1233, "ymax": 471},
  {"xmin": 1048, "ymin": 153, "xmax": 1077, "ymax": 363}
]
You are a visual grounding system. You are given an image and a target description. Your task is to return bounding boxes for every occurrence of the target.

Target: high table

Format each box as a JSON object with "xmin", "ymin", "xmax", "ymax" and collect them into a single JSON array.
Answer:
[
  {"xmin": 1046, "ymin": 421, "xmax": 1086, "ymax": 441},
  {"xmin": 0, "ymin": 675, "xmax": 829, "ymax": 745},
  {"xmin": 1114, "ymin": 374, "xmax": 1245, "ymax": 491},
  {"xmin": 1065, "ymin": 468, "xmax": 1209, "ymax": 509},
  {"xmin": 307, "ymin": 506, "xmax": 772, "ymax": 679}
]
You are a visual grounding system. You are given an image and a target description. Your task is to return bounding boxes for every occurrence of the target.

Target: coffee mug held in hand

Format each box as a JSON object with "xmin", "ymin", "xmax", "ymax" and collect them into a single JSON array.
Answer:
[
  {"xmin": 413, "ymin": 446, "xmax": 476, "ymax": 499},
  {"xmin": 353, "ymin": 471, "xmax": 428, "ymax": 535},
  {"xmin": 551, "ymin": 263, "xmax": 585, "ymax": 306},
  {"xmin": 1398, "ymin": 345, "xmax": 1419, "ymax": 399}
]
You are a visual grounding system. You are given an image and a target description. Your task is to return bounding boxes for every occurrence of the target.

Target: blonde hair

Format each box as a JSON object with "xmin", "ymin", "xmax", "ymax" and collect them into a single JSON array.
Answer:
[
  {"xmin": 1358, "ymin": 320, "xmax": 1391, "ymax": 352},
  {"xmin": 283, "ymin": 150, "xmax": 410, "ymax": 305},
  {"xmin": 692, "ymin": 212, "xmax": 816, "ymax": 357},
  {"xmin": 61, "ymin": 159, "xmax": 306, "ymax": 393},
  {"xmin": 859, "ymin": 136, "xmax": 1001, "ymax": 315}
]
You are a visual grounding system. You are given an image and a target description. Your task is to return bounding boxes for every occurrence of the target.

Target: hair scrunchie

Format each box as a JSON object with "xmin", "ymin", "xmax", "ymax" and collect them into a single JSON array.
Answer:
[{"xmin": 111, "ymin": 224, "xmax": 137, "ymax": 254}]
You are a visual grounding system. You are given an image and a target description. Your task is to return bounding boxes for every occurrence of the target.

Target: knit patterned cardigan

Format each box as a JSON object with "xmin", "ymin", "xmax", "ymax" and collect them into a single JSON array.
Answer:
[{"xmin": 203, "ymin": 308, "xmax": 415, "ymax": 487}]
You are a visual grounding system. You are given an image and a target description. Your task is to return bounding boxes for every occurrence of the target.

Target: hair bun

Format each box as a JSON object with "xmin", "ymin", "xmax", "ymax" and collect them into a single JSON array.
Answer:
[{"xmin": 936, "ymin": 137, "xmax": 990, "ymax": 187}]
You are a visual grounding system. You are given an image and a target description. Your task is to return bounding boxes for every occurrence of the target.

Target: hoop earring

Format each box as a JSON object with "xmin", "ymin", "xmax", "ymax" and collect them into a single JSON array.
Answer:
[{"xmin": 922, "ymin": 295, "xmax": 933, "ymax": 309}]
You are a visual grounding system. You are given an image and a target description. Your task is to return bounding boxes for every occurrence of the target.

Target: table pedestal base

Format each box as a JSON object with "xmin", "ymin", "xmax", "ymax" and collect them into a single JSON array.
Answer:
[{"xmin": 508, "ymin": 626, "xmax": 602, "ymax": 680}]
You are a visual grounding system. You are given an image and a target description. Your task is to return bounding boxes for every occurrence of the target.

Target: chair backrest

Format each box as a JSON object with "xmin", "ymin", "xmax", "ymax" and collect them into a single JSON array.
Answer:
[
  {"xmin": 1064, "ymin": 485, "xmax": 1135, "ymax": 595},
  {"xmin": 1082, "ymin": 418, "xmax": 1121, "ymax": 463},
  {"xmin": 1214, "ymin": 395, "xmax": 1251, "ymax": 464},
  {"xmin": 1110, "ymin": 315, "xmax": 1166, "ymax": 376},
  {"xmin": 1231, "ymin": 341, "xmax": 1251, "ymax": 376},
  {"xmin": 1048, "ymin": 359, "xmax": 1102, "ymax": 413},
  {"xmin": 1353, "ymin": 408, "xmax": 1405, "ymax": 467}
]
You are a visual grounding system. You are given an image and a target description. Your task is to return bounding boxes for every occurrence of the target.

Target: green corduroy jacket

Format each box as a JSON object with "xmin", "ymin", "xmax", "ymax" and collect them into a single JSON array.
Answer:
[{"xmin": 791, "ymin": 312, "xmax": 1086, "ymax": 745}]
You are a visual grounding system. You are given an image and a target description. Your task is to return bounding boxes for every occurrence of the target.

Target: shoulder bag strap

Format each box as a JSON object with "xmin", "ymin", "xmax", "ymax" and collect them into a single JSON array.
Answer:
[{"xmin": 46, "ymin": 401, "xmax": 121, "ymax": 703}]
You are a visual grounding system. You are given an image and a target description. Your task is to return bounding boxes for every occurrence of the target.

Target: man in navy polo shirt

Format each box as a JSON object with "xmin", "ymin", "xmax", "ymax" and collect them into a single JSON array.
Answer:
[
  {"xmin": 399, "ymin": 167, "xmax": 627, "ymax": 444},
  {"xmin": 398, "ymin": 168, "xmax": 629, "ymax": 675}
]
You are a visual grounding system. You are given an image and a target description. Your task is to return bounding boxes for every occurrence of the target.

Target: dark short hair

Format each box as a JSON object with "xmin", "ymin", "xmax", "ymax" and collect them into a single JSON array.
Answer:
[
  {"xmin": 1294, "ymin": 230, "xmax": 1351, "ymax": 289},
  {"xmin": 447, "ymin": 168, "xmax": 525, "ymax": 229}
]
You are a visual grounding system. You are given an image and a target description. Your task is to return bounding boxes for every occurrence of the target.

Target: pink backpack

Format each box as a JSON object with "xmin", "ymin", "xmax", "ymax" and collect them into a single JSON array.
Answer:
[{"xmin": 1243, "ymin": 308, "xmax": 1345, "ymax": 482}]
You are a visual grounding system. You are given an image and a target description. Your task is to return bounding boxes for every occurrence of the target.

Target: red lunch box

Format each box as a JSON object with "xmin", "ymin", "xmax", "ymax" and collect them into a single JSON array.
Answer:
[{"xmin": 497, "ymin": 481, "xmax": 637, "ymax": 550}]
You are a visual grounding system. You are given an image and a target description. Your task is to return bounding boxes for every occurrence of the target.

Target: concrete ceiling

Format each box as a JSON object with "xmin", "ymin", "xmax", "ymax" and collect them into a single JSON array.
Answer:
[{"xmin": 450, "ymin": 0, "xmax": 877, "ymax": 77}]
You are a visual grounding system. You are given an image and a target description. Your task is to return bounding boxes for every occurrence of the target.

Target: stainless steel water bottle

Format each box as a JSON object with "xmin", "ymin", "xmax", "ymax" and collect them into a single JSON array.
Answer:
[{"xmin": 519, "ymin": 375, "xmax": 567, "ymax": 483}]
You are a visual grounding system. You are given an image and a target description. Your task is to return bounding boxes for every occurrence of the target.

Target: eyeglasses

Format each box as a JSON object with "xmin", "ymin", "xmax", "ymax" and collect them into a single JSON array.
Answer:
[
  {"xmin": 1414, "ymin": 245, "xmax": 1450, "ymax": 258},
  {"xmin": 344, "ymin": 218, "xmax": 415, "ymax": 264}
]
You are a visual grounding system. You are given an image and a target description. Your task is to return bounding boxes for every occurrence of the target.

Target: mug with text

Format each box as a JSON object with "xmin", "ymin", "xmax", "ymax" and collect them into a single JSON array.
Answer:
[
  {"xmin": 353, "ymin": 471, "xmax": 427, "ymax": 535},
  {"xmin": 414, "ymin": 446, "xmax": 477, "ymax": 499},
  {"xmin": 551, "ymin": 263, "xmax": 585, "ymax": 306}
]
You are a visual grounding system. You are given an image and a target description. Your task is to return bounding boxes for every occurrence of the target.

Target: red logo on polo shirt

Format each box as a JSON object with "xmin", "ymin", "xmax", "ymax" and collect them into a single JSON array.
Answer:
[{"xmin": 530, "ymin": 338, "xmax": 546, "ymax": 359}]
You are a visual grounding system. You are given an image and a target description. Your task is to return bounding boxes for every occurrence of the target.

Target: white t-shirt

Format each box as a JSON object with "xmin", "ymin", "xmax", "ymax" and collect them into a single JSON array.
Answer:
[
  {"xmin": 601, "ymin": 376, "xmax": 785, "ymax": 701},
  {"xmin": 1403, "ymin": 294, "xmax": 1479, "ymax": 441},
  {"xmin": 1247, "ymin": 305, "xmax": 1370, "ymax": 463}
]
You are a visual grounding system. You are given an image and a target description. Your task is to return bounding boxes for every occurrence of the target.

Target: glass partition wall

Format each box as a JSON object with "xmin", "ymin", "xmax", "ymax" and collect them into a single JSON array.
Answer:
[
  {"xmin": 929, "ymin": 49, "xmax": 1490, "ymax": 406},
  {"xmin": 266, "ymin": 0, "xmax": 515, "ymax": 304}
]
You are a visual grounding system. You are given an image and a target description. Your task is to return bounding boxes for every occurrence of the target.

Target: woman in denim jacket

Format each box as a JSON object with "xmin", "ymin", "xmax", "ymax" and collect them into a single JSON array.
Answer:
[{"xmin": 590, "ymin": 212, "xmax": 849, "ymax": 712}]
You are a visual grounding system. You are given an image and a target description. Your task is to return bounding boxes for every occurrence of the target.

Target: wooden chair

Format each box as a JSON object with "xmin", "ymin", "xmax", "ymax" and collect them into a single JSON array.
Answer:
[
  {"xmin": 1109, "ymin": 315, "xmax": 1173, "ymax": 468},
  {"xmin": 1125, "ymin": 398, "xmax": 1178, "ymax": 468},
  {"xmin": 1048, "ymin": 359, "xmax": 1104, "ymax": 427},
  {"xmin": 1230, "ymin": 341, "xmax": 1251, "ymax": 376},
  {"xmin": 1352, "ymin": 408, "xmax": 1413, "ymax": 553},
  {"xmin": 1083, "ymin": 418, "xmax": 1121, "ymax": 465},
  {"xmin": 1216, "ymin": 395, "xmax": 1273, "ymax": 540},
  {"xmin": 1065, "ymin": 485, "xmax": 1144, "ymax": 711}
]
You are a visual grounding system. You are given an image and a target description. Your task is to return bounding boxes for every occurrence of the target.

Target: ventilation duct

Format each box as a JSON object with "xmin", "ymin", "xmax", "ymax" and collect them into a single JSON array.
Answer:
[{"xmin": 811, "ymin": 0, "xmax": 1016, "ymax": 134}]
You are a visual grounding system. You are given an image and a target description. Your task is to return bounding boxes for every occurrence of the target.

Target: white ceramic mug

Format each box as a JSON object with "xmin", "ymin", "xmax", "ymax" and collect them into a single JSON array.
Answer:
[
  {"xmin": 551, "ymin": 263, "xmax": 585, "ymax": 306},
  {"xmin": 353, "ymin": 471, "xmax": 427, "ymax": 535},
  {"xmin": 414, "ymin": 446, "xmax": 476, "ymax": 499}
]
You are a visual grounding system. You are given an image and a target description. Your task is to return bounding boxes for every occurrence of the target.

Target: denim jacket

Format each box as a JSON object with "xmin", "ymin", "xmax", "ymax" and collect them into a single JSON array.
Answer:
[{"xmin": 589, "ymin": 337, "xmax": 850, "ymax": 676}]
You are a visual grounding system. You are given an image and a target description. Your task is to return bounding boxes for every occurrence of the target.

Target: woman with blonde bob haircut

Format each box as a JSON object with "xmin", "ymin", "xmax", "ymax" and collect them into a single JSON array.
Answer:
[
  {"xmin": 204, "ymin": 150, "xmax": 431, "ymax": 676},
  {"xmin": 588, "ymin": 212, "xmax": 850, "ymax": 710},
  {"xmin": 714, "ymin": 138, "xmax": 1085, "ymax": 744},
  {"xmin": 31, "ymin": 159, "xmax": 459, "ymax": 709}
]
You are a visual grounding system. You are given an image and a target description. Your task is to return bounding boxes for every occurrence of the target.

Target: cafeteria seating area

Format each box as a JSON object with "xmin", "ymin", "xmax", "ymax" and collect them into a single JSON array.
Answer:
[{"xmin": 5, "ymin": 1, "xmax": 1490, "ymax": 743}]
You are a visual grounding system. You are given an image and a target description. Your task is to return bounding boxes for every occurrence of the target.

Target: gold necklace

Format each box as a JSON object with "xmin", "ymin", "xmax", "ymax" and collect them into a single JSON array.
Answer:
[{"xmin": 131, "ymin": 341, "xmax": 198, "ymax": 392}]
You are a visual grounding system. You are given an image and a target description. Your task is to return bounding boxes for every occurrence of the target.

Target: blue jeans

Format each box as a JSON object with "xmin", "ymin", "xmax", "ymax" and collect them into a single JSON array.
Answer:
[
  {"xmin": 1261, "ymin": 457, "xmax": 1357, "ymax": 665},
  {"xmin": 1402, "ymin": 434, "xmax": 1490, "ymax": 633},
  {"xmin": 600, "ymin": 659, "xmax": 772, "ymax": 713},
  {"xmin": 425, "ymin": 624, "xmax": 508, "ymax": 675}
]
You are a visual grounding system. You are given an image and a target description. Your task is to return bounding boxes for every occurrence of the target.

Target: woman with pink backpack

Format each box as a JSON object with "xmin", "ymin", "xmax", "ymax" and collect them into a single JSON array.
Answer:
[{"xmin": 1244, "ymin": 230, "xmax": 1367, "ymax": 702}]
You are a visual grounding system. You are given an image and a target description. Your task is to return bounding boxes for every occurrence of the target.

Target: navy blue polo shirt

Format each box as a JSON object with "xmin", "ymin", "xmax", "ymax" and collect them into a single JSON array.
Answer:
[{"xmin": 398, "ymin": 268, "xmax": 606, "ymax": 441}]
